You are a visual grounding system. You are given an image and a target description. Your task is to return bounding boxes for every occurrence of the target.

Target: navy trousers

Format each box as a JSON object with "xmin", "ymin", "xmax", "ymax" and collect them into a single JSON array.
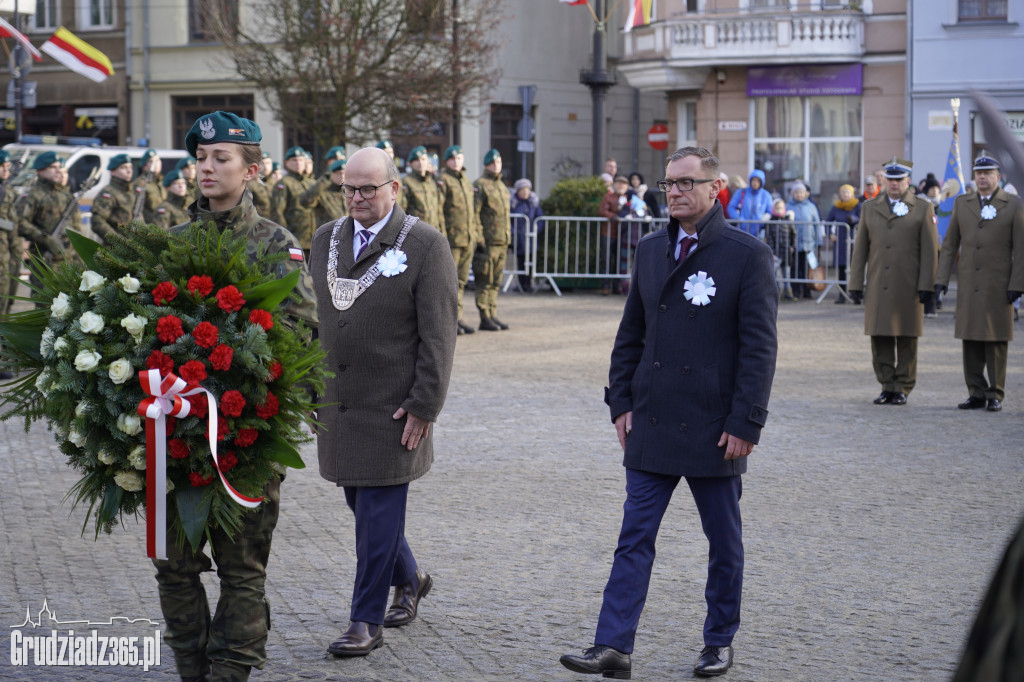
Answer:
[
  {"xmin": 594, "ymin": 469, "xmax": 743, "ymax": 654},
  {"xmin": 343, "ymin": 484, "xmax": 419, "ymax": 625}
]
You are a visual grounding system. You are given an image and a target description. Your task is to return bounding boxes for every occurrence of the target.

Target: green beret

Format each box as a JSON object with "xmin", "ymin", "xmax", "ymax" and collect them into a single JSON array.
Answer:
[
  {"xmin": 443, "ymin": 145, "xmax": 462, "ymax": 161},
  {"xmin": 0, "ymin": 150, "xmax": 9, "ymax": 163},
  {"xmin": 261, "ymin": 151, "xmax": 272, "ymax": 160},
  {"xmin": 284, "ymin": 146, "xmax": 305, "ymax": 160},
  {"xmin": 175, "ymin": 156, "xmax": 195, "ymax": 170},
  {"xmin": 303, "ymin": 150, "xmax": 313, "ymax": 159},
  {"xmin": 483, "ymin": 149, "xmax": 501, "ymax": 166},
  {"xmin": 162, "ymin": 169, "xmax": 182, "ymax": 187},
  {"xmin": 324, "ymin": 146, "xmax": 346, "ymax": 161},
  {"xmin": 32, "ymin": 151, "xmax": 62, "ymax": 170},
  {"xmin": 271, "ymin": 161, "xmax": 281, "ymax": 172},
  {"xmin": 108, "ymin": 153, "xmax": 132, "ymax": 170},
  {"xmin": 141, "ymin": 149, "xmax": 158, "ymax": 164},
  {"xmin": 184, "ymin": 111, "xmax": 262, "ymax": 156},
  {"xmin": 409, "ymin": 146, "xmax": 428, "ymax": 162},
  {"xmin": 376, "ymin": 140, "xmax": 393, "ymax": 150},
  {"xmin": 329, "ymin": 159, "xmax": 346, "ymax": 173}
]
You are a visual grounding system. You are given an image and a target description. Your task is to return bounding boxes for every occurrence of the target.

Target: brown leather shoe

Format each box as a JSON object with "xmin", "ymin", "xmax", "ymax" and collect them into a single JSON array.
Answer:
[
  {"xmin": 383, "ymin": 569, "xmax": 432, "ymax": 628},
  {"xmin": 327, "ymin": 621, "xmax": 383, "ymax": 657}
]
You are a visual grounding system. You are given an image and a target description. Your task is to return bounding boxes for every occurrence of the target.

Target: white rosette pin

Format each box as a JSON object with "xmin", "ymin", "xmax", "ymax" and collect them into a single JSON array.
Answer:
[
  {"xmin": 981, "ymin": 204, "xmax": 997, "ymax": 220},
  {"xmin": 684, "ymin": 271, "xmax": 717, "ymax": 306},
  {"xmin": 892, "ymin": 201, "xmax": 909, "ymax": 217},
  {"xmin": 378, "ymin": 249, "xmax": 408, "ymax": 278}
]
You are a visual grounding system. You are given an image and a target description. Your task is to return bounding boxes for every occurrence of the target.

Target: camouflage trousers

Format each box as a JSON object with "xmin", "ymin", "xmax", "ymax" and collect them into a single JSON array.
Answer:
[
  {"xmin": 473, "ymin": 244, "xmax": 507, "ymax": 319},
  {"xmin": 449, "ymin": 243, "xmax": 473, "ymax": 320},
  {"xmin": 152, "ymin": 478, "xmax": 281, "ymax": 682},
  {"xmin": 0, "ymin": 232, "xmax": 12, "ymax": 318}
]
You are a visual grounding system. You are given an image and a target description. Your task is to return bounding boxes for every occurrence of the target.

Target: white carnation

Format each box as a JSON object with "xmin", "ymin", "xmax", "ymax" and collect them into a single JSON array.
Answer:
[
  {"xmin": 118, "ymin": 274, "xmax": 141, "ymax": 293},
  {"xmin": 97, "ymin": 449, "xmax": 116, "ymax": 464},
  {"xmin": 113, "ymin": 470, "xmax": 144, "ymax": 492},
  {"xmin": 68, "ymin": 430, "xmax": 87, "ymax": 448},
  {"xmin": 50, "ymin": 292, "xmax": 70, "ymax": 319},
  {"xmin": 53, "ymin": 337, "xmax": 69, "ymax": 353},
  {"xmin": 120, "ymin": 314, "xmax": 147, "ymax": 338},
  {"xmin": 39, "ymin": 328, "xmax": 55, "ymax": 357},
  {"xmin": 108, "ymin": 358, "xmax": 133, "ymax": 385},
  {"xmin": 78, "ymin": 311, "xmax": 105, "ymax": 334},
  {"xmin": 128, "ymin": 445, "xmax": 147, "ymax": 470},
  {"xmin": 117, "ymin": 412, "xmax": 143, "ymax": 436},
  {"xmin": 74, "ymin": 349, "xmax": 102, "ymax": 372},
  {"xmin": 79, "ymin": 270, "xmax": 107, "ymax": 293}
]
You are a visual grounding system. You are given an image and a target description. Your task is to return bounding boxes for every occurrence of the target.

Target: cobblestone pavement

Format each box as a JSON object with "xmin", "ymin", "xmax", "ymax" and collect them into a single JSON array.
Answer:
[{"xmin": 1, "ymin": 288, "xmax": 1022, "ymax": 681}]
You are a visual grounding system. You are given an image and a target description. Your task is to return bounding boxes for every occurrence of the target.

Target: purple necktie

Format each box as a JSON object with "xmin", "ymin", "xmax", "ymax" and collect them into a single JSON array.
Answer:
[
  {"xmin": 355, "ymin": 229, "xmax": 373, "ymax": 259},
  {"xmin": 677, "ymin": 236, "xmax": 696, "ymax": 265}
]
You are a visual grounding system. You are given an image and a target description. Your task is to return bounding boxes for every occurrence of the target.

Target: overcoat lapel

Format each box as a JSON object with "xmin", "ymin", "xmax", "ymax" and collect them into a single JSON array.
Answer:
[{"xmin": 336, "ymin": 217, "xmax": 356, "ymax": 276}]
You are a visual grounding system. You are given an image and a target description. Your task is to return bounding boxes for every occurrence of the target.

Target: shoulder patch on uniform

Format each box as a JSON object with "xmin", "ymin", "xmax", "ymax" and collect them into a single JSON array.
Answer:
[
  {"xmin": 101, "ymin": 193, "xmax": 112, "ymax": 199},
  {"xmin": 276, "ymin": 184, "xmax": 286, "ymax": 190},
  {"xmin": 288, "ymin": 247, "xmax": 304, "ymax": 262},
  {"xmin": 157, "ymin": 208, "xmax": 166, "ymax": 214}
]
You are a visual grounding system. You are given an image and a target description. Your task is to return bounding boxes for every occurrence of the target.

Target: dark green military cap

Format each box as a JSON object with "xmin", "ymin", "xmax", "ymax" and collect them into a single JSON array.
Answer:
[
  {"xmin": 108, "ymin": 153, "xmax": 132, "ymax": 170},
  {"xmin": 483, "ymin": 149, "xmax": 500, "ymax": 166},
  {"xmin": 329, "ymin": 159, "xmax": 346, "ymax": 173},
  {"xmin": 324, "ymin": 146, "xmax": 346, "ymax": 161},
  {"xmin": 376, "ymin": 140, "xmax": 393, "ymax": 151},
  {"xmin": 272, "ymin": 161, "xmax": 281, "ymax": 172},
  {"xmin": 443, "ymin": 145, "xmax": 462, "ymax": 161},
  {"xmin": 140, "ymin": 149, "xmax": 158, "ymax": 164},
  {"xmin": 261, "ymin": 151, "xmax": 272, "ymax": 160},
  {"xmin": 409, "ymin": 146, "xmax": 428, "ymax": 162},
  {"xmin": 303, "ymin": 149, "xmax": 313, "ymax": 159},
  {"xmin": 185, "ymin": 111, "xmax": 262, "ymax": 156},
  {"xmin": 284, "ymin": 146, "xmax": 305, "ymax": 160},
  {"xmin": 161, "ymin": 169, "xmax": 182, "ymax": 187},
  {"xmin": 175, "ymin": 156, "xmax": 195, "ymax": 170},
  {"xmin": 32, "ymin": 151, "xmax": 63, "ymax": 170},
  {"xmin": 0, "ymin": 150, "xmax": 9, "ymax": 163}
]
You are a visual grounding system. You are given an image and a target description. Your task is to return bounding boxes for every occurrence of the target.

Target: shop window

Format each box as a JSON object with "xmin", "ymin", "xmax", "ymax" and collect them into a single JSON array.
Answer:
[
  {"xmin": 77, "ymin": 0, "xmax": 115, "ymax": 30},
  {"xmin": 172, "ymin": 95, "xmax": 254, "ymax": 149},
  {"xmin": 958, "ymin": 0, "xmax": 1007, "ymax": 21}
]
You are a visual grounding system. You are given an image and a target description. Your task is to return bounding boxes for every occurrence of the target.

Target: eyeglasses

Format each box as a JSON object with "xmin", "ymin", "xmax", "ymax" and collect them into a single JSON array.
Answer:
[
  {"xmin": 339, "ymin": 181, "xmax": 391, "ymax": 199},
  {"xmin": 657, "ymin": 178, "xmax": 715, "ymax": 193}
]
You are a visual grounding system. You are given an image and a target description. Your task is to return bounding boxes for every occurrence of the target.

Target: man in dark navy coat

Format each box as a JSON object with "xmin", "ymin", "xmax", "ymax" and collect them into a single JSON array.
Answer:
[{"xmin": 560, "ymin": 147, "xmax": 778, "ymax": 679}]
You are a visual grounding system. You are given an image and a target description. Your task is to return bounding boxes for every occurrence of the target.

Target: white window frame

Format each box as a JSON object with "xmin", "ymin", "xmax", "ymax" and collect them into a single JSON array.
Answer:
[
  {"xmin": 30, "ymin": 0, "xmax": 59, "ymax": 33},
  {"xmin": 77, "ymin": 0, "xmax": 116, "ymax": 31}
]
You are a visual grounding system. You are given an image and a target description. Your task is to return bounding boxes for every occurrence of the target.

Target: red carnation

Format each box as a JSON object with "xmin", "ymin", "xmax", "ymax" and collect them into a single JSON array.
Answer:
[
  {"xmin": 234, "ymin": 428, "xmax": 258, "ymax": 447},
  {"xmin": 220, "ymin": 390, "xmax": 246, "ymax": 417},
  {"xmin": 178, "ymin": 360, "xmax": 208, "ymax": 385},
  {"xmin": 192, "ymin": 321, "xmax": 219, "ymax": 348},
  {"xmin": 218, "ymin": 451, "xmax": 238, "ymax": 473},
  {"xmin": 168, "ymin": 439, "xmax": 190, "ymax": 459},
  {"xmin": 255, "ymin": 392, "xmax": 280, "ymax": 419},
  {"xmin": 152, "ymin": 281, "xmax": 178, "ymax": 305},
  {"xmin": 189, "ymin": 471, "xmax": 214, "ymax": 487},
  {"xmin": 187, "ymin": 275, "xmax": 214, "ymax": 297},
  {"xmin": 146, "ymin": 350, "xmax": 174, "ymax": 375},
  {"xmin": 188, "ymin": 395, "xmax": 208, "ymax": 419},
  {"xmin": 216, "ymin": 285, "xmax": 246, "ymax": 313},
  {"xmin": 157, "ymin": 315, "xmax": 185, "ymax": 344},
  {"xmin": 209, "ymin": 344, "xmax": 233, "ymax": 371},
  {"xmin": 267, "ymin": 359, "xmax": 283, "ymax": 382},
  {"xmin": 249, "ymin": 309, "xmax": 273, "ymax": 331}
]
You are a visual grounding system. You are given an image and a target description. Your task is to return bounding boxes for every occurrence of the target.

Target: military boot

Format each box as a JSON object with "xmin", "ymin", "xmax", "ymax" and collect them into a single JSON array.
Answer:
[{"xmin": 478, "ymin": 316, "xmax": 500, "ymax": 331}]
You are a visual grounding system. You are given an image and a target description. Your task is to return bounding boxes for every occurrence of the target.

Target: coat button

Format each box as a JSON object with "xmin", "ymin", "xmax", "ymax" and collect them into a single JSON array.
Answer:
[
  {"xmin": 338, "ymin": 405, "xmax": 348, "ymax": 412},
  {"xmin": 683, "ymin": 366, "xmax": 691, "ymax": 374},
  {"xmin": 649, "ymin": 417, "xmax": 658, "ymax": 426},
  {"xmin": 659, "ymin": 304, "xmax": 667, "ymax": 312},
  {"xmin": 679, "ymin": 423, "xmax": 688, "ymax": 431},
  {"xmin": 653, "ymin": 361, "xmax": 661, "ymax": 369},
  {"xmin": 689, "ymin": 310, "xmax": 696, "ymax": 318},
  {"xmin": 338, "ymin": 320, "xmax": 348, "ymax": 327},
  {"xmin": 337, "ymin": 363, "xmax": 347, "ymax": 371},
  {"xmin": 884, "ymin": 265, "xmax": 889, "ymax": 270},
  {"xmin": 886, "ymin": 245, "xmax": 891, "ymax": 249}
]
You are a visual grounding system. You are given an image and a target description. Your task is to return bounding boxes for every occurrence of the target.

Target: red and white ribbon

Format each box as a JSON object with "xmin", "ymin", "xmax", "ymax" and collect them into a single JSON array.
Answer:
[{"xmin": 137, "ymin": 368, "xmax": 263, "ymax": 560}]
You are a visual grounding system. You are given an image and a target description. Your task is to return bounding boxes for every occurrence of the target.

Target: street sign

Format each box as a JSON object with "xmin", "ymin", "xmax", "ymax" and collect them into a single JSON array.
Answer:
[
  {"xmin": 516, "ymin": 117, "xmax": 536, "ymax": 142},
  {"xmin": 717, "ymin": 120, "xmax": 747, "ymax": 132},
  {"xmin": 517, "ymin": 140, "xmax": 535, "ymax": 153},
  {"xmin": 6, "ymin": 80, "xmax": 36, "ymax": 109},
  {"xmin": 647, "ymin": 123, "xmax": 669, "ymax": 151}
]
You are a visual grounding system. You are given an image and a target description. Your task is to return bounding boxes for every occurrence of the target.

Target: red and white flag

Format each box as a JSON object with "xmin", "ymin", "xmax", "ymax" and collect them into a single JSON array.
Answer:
[
  {"xmin": 559, "ymin": 0, "xmax": 589, "ymax": 5},
  {"xmin": 0, "ymin": 17, "xmax": 42, "ymax": 62}
]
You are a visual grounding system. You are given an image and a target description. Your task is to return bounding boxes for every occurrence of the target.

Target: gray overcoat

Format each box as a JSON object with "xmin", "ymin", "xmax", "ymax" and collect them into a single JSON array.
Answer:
[
  {"xmin": 310, "ymin": 206, "xmax": 459, "ymax": 487},
  {"xmin": 849, "ymin": 190, "xmax": 938, "ymax": 337},
  {"xmin": 936, "ymin": 188, "xmax": 1024, "ymax": 342}
]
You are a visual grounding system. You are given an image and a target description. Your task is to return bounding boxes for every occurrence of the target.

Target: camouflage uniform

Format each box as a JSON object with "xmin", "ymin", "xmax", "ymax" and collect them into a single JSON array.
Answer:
[
  {"xmin": 299, "ymin": 174, "xmax": 346, "ymax": 228},
  {"xmin": 157, "ymin": 191, "xmax": 317, "ymax": 682},
  {"xmin": 18, "ymin": 177, "xmax": 81, "ymax": 303},
  {"xmin": 152, "ymin": 192, "xmax": 190, "ymax": 230},
  {"xmin": 473, "ymin": 170, "xmax": 511, "ymax": 322},
  {"xmin": 441, "ymin": 166, "xmax": 482, "ymax": 321},
  {"xmin": 0, "ymin": 183, "xmax": 17, "ymax": 318},
  {"xmin": 133, "ymin": 171, "xmax": 166, "ymax": 224},
  {"xmin": 90, "ymin": 177, "xmax": 134, "ymax": 241},
  {"xmin": 247, "ymin": 179, "xmax": 271, "ymax": 218},
  {"xmin": 271, "ymin": 171, "xmax": 316, "ymax": 251},
  {"xmin": 400, "ymin": 170, "xmax": 446, "ymax": 237},
  {"xmin": 184, "ymin": 178, "xmax": 198, "ymax": 206}
]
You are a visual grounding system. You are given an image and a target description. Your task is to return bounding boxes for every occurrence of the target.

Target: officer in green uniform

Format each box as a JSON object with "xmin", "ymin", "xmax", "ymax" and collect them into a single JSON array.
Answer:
[
  {"xmin": 175, "ymin": 156, "xmax": 198, "ymax": 205},
  {"xmin": 473, "ymin": 149, "xmax": 511, "ymax": 331},
  {"xmin": 246, "ymin": 152, "xmax": 273, "ymax": 217},
  {"xmin": 271, "ymin": 146, "xmax": 316, "ymax": 253},
  {"xmin": 300, "ymin": 158, "xmax": 347, "ymax": 227},
  {"xmin": 158, "ymin": 111, "xmax": 317, "ymax": 682},
  {"xmin": 91, "ymin": 154, "xmax": 135, "ymax": 241},
  {"xmin": 324, "ymin": 146, "xmax": 346, "ymax": 168},
  {"xmin": 441, "ymin": 145, "xmax": 482, "ymax": 334},
  {"xmin": 132, "ymin": 148, "xmax": 165, "ymax": 223},
  {"xmin": 17, "ymin": 152, "xmax": 80, "ymax": 305},
  {"xmin": 153, "ymin": 169, "xmax": 191, "ymax": 229},
  {"xmin": 376, "ymin": 139, "xmax": 395, "ymax": 163},
  {"xmin": 400, "ymin": 145, "xmax": 445, "ymax": 236}
]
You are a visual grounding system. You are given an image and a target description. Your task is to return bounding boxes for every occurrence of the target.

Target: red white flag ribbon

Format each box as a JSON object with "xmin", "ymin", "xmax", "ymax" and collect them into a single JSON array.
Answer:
[{"xmin": 137, "ymin": 368, "xmax": 263, "ymax": 560}]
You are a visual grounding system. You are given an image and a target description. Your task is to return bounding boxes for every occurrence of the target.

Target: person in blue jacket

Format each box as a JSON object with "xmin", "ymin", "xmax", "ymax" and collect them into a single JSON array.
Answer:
[
  {"xmin": 787, "ymin": 181, "xmax": 824, "ymax": 299},
  {"xmin": 727, "ymin": 169, "xmax": 772, "ymax": 236},
  {"xmin": 510, "ymin": 178, "xmax": 544, "ymax": 292}
]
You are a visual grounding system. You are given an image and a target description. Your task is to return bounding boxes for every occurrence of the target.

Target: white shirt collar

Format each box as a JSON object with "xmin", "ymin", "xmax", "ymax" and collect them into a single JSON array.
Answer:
[{"xmin": 352, "ymin": 207, "xmax": 395, "ymax": 256}]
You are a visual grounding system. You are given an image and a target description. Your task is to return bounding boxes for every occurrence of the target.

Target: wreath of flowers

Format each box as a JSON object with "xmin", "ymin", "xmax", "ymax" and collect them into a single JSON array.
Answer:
[{"xmin": 0, "ymin": 223, "xmax": 329, "ymax": 552}]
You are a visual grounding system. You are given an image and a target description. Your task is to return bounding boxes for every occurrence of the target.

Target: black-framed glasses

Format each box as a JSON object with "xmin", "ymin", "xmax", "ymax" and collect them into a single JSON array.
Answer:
[
  {"xmin": 339, "ymin": 181, "xmax": 391, "ymax": 199},
  {"xmin": 657, "ymin": 178, "xmax": 715, "ymax": 193}
]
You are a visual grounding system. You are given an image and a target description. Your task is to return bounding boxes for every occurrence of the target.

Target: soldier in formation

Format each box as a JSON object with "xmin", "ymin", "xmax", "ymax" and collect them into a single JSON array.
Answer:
[
  {"xmin": 153, "ymin": 169, "xmax": 191, "ymax": 229},
  {"xmin": 440, "ymin": 145, "xmax": 482, "ymax": 335},
  {"xmin": 0, "ymin": 150, "xmax": 18, "ymax": 323},
  {"xmin": 271, "ymin": 146, "xmax": 317, "ymax": 257},
  {"xmin": 132, "ymin": 148, "xmax": 166, "ymax": 223},
  {"xmin": 90, "ymin": 154, "xmax": 135, "ymax": 242},
  {"xmin": 301, "ymin": 158, "xmax": 347, "ymax": 227},
  {"xmin": 473, "ymin": 149, "xmax": 511, "ymax": 331},
  {"xmin": 175, "ymin": 156, "xmax": 198, "ymax": 205},
  {"xmin": 17, "ymin": 152, "xmax": 80, "ymax": 303},
  {"xmin": 247, "ymin": 152, "xmax": 274, "ymax": 217},
  {"xmin": 399, "ymin": 146, "xmax": 445, "ymax": 236}
]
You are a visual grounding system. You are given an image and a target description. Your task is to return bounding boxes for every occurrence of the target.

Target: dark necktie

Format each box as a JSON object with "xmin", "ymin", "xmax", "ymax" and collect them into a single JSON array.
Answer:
[
  {"xmin": 677, "ymin": 236, "xmax": 697, "ymax": 265},
  {"xmin": 355, "ymin": 229, "xmax": 373, "ymax": 259}
]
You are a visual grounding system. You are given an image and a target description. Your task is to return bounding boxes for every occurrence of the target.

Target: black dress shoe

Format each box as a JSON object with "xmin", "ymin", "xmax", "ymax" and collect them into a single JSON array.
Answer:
[
  {"xmin": 384, "ymin": 569, "xmax": 432, "ymax": 628},
  {"xmin": 889, "ymin": 392, "xmax": 907, "ymax": 405},
  {"xmin": 559, "ymin": 645, "xmax": 631, "ymax": 679},
  {"xmin": 457, "ymin": 320, "xmax": 475, "ymax": 334},
  {"xmin": 958, "ymin": 396, "xmax": 987, "ymax": 410},
  {"xmin": 873, "ymin": 391, "xmax": 892, "ymax": 405},
  {"xmin": 478, "ymin": 317, "xmax": 500, "ymax": 331},
  {"xmin": 987, "ymin": 398, "xmax": 1003, "ymax": 412},
  {"xmin": 327, "ymin": 621, "xmax": 383, "ymax": 657},
  {"xmin": 490, "ymin": 316, "xmax": 509, "ymax": 330},
  {"xmin": 694, "ymin": 645, "xmax": 733, "ymax": 677}
]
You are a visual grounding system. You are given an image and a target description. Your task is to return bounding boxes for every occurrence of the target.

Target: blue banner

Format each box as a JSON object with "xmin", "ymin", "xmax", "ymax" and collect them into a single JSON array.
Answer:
[{"xmin": 936, "ymin": 132, "xmax": 965, "ymax": 243}]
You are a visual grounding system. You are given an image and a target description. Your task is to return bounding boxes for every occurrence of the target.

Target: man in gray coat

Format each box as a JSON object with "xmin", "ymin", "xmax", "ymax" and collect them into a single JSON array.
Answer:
[
  {"xmin": 560, "ymin": 147, "xmax": 778, "ymax": 679},
  {"xmin": 309, "ymin": 147, "xmax": 459, "ymax": 657}
]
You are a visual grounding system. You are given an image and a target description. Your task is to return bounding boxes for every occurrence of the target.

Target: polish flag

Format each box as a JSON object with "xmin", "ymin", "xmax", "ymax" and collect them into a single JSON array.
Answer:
[
  {"xmin": 559, "ymin": 0, "xmax": 589, "ymax": 5},
  {"xmin": 0, "ymin": 17, "xmax": 42, "ymax": 61}
]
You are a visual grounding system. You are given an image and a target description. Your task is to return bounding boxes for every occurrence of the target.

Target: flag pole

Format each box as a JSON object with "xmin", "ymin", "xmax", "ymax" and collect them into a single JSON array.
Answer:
[{"xmin": 951, "ymin": 97, "xmax": 962, "ymax": 169}]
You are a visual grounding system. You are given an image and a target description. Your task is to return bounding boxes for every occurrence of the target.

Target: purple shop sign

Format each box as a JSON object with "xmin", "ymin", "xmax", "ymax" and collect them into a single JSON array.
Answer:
[{"xmin": 746, "ymin": 63, "xmax": 862, "ymax": 97}]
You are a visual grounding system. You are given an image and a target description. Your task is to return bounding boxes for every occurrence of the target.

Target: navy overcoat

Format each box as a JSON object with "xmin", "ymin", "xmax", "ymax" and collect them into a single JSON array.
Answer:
[{"xmin": 606, "ymin": 202, "xmax": 778, "ymax": 477}]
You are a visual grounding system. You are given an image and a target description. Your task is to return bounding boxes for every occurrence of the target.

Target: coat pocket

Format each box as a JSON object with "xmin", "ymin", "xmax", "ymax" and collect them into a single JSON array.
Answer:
[{"xmin": 704, "ymin": 364, "xmax": 724, "ymax": 414}]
